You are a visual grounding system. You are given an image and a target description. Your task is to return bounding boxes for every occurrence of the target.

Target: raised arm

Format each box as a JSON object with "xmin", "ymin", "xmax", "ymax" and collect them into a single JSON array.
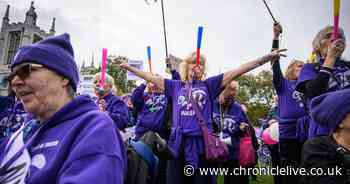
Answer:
[
  {"xmin": 120, "ymin": 63, "xmax": 165, "ymax": 90},
  {"xmin": 221, "ymin": 48, "xmax": 287, "ymax": 87},
  {"xmin": 298, "ymin": 39, "xmax": 345, "ymax": 99},
  {"xmin": 271, "ymin": 23, "xmax": 284, "ymax": 91}
]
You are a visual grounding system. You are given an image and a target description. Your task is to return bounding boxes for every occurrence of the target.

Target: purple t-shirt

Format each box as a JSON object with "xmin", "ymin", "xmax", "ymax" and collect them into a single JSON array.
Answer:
[
  {"xmin": 212, "ymin": 100, "xmax": 246, "ymax": 160},
  {"xmin": 165, "ymin": 74, "xmax": 223, "ymax": 136},
  {"xmin": 275, "ymin": 79, "xmax": 306, "ymax": 119},
  {"xmin": 134, "ymin": 92, "xmax": 168, "ymax": 138},
  {"xmin": 164, "ymin": 74, "xmax": 223, "ymax": 167},
  {"xmin": 212, "ymin": 100, "xmax": 246, "ymax": 138},
  {"xmin": 297, "ymin": 59, "xmax": 350, "ymax": 138},
  {"xmin": 272, "ymin": 61, "xmax": 307, "ymax": 139}
]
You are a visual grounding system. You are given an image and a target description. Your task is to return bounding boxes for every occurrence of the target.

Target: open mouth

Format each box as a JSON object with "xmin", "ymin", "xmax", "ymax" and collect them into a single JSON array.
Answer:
[{"xmin": 17, "ymin": 90, "xmax": 34, "ymax": 101}]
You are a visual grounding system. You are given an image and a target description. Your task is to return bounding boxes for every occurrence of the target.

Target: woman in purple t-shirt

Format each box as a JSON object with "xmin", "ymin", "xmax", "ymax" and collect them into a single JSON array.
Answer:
[
  {"xmin": 271, "ymin": 23, "xmax": 308, "ymax": 184},
  {"xmin": 120, "ymin": 49, "xmax": 285, "ymax": 184}
]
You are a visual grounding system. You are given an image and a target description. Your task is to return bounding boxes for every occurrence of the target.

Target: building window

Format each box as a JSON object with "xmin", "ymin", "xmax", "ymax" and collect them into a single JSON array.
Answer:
[
  {"xmin": 33, "ymin": 34, "xmax": 42, "ymax": 43},
  {"xmin": 6, "ymin": 31, "xmax": 21, "ymax": 65}
]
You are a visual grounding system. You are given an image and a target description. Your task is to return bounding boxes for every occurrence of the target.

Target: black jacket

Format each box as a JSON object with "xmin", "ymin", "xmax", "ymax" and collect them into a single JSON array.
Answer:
[{"xmin": 301, "ymin": 136, "xmax": 350, "ymax": 184}]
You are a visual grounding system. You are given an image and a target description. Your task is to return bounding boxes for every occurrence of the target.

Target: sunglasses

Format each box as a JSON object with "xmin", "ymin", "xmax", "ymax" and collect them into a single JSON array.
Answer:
[{"xmin": 7, "ymin": 63, "xmax": 43, "ymax": 83}]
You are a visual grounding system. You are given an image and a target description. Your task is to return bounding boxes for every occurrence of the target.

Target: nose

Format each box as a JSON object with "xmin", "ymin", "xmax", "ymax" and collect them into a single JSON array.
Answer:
[
  {"xmin": 192, "ymin": 65, "xmax": 202, "ymax": 73},
  {"xmin": 10, "ymin": 75, "xmax": 25, "ymax": 86},
  {"xmin": 10, "ymin": 75, "xmax": 25, "ymax": 92},
  {"xmin": 194, "ymin": 64, "xmax": 202, "ymax": 69}
]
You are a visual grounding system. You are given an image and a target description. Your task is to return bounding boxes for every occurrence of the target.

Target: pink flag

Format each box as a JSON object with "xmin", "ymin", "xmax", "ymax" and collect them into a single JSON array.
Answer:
[{"xmin": 99, "ymin": 48, "xmax": 108, "ymax": 88}]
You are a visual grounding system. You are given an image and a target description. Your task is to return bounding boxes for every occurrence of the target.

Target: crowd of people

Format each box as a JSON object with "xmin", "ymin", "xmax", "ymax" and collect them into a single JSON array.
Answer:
[{"xmin": 0, "ymin": 22, "xmax": 349, "ymax": 184}]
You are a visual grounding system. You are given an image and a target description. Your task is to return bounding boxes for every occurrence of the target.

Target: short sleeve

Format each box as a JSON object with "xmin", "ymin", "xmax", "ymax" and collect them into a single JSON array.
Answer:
[
  {"xmin": 164, "ymin": 79, "xmax": 182, "ymax": 99},
  {"xmin": 204, "ymin": 74, "xmax": 224, "ymax": 101}
]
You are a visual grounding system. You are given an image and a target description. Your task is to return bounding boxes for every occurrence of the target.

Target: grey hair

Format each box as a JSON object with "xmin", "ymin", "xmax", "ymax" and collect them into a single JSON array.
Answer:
[{"xmin": 312, "ymin": 26, "xmax": 346, "ymax": 56}]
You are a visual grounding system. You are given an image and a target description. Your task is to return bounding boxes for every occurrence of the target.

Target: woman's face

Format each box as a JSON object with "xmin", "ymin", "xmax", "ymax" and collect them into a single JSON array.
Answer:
[
  {"xmin": 225, "ymin": 81, "xmax": 239, "ymax": 98},
  {"xmin": 187, "ymin": 63, "xmax": 204, "ymax": 80},
  {"xmin": 10, "ymin": 63, "xmax": 68, "ymax": 118},
  {"xmin": 292, "ymin": 63, "xmax": 304, "ymax": 79},
  {"xmin": 93, "ymin": 75, "xmax": 112, "ymax": 97},
  {"xmin": 319, "ymin": 29, "xmax": 346, "ymax": 57}
]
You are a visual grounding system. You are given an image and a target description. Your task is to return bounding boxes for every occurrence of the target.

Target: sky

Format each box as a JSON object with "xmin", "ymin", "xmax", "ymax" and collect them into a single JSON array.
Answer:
[{"xmin": 0, "ymin": 0, "xmax": 349, "ymax": 77}]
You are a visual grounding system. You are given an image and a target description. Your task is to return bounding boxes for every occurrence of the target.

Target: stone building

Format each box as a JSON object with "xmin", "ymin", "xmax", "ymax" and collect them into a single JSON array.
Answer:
[{"xmin": 0, "ymin": 1, "xmax": 55, "ymax": 95}]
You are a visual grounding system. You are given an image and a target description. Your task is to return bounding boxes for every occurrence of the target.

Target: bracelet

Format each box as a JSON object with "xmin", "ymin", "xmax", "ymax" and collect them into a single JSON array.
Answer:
[
  {"xmin": 320, "ymin": 66, "xmax": 333, "ymax": 72},
  {"xmin": 319, "ymin": 66, "xmax": 333, "ymax": 75},
  {"xmin": 319, "ymin": 69, "xmax": 332, "ymax": 76}
]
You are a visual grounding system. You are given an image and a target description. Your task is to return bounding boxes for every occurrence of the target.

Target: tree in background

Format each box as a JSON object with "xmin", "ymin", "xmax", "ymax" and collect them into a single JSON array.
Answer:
[
  {"xmin": 81, "ymin": 55, "xmax": 137, "ymax": 96},
  {"xmin": 236, "ymin": 70, "xmax": 275, "ymax": 126},
  {"xmin": 108, "ymin": 55, "xmax": 137, "ymax": 96}
]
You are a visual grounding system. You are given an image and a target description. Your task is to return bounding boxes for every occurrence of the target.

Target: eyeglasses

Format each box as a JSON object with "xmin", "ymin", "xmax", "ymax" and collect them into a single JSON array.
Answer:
[{"xmin": 7, "ymin": 63, "xmax": 43, "ymax": 83}]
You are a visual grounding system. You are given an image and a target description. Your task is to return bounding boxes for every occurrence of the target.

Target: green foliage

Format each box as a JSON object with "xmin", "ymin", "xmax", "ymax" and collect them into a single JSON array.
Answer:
[
  {"xmin": 92, "ymin": 55, "xmax": 137, "ymax": 96},
  {"xmin": 81, "ymin": 67, "xmax": 99, "ymax": 75},
  {"xmin": 108, "ymin": 55, "xmax": 137, "ymax": 95},
  {"xmin": 236, "ymin": 70, "xmax": 275, "ymax": 126}
]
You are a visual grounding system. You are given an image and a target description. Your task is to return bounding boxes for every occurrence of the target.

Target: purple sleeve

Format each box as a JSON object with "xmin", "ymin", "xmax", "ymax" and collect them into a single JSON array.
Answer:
[
  {"xmin": 164, "ymin": 79, "xmax": 181, "ymax": 98},
  {"xmin": 58, "ymin": 113, "xmax": 126, "ymax": 184},
  {"xmin": 205, "ymin": 74, "xmax": 224, "ymax": 101},
  {"xmin": 131, "ymin": 84, "xmax": 147, "ymax": 112},
  {"xmin": 170, "ymin": 70, "xmax": 181, "ymax": 80},
  {"xmin": 296, "ymin": 64, "xmax": 318, "ymax": 92},
  {"xmin": 108, "ymin": 99, "xmax": 130, "ymax": 130}
]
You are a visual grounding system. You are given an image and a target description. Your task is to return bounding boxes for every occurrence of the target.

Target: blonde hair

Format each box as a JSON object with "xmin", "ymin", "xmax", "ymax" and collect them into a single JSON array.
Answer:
[
  {"xmin": 307, "ymin": 52, "xmax": 317, "ymax": 64},
  {"xmin": 179, "ymin": 52, "xmax": 207, "ymax": 81},
  {"xmin": 312, "ymin": 26, "xmax": 346, "ymax": 58},
  {"xmin": 285, "ymin": 60, "xmax": 304, "ymax": 80}
]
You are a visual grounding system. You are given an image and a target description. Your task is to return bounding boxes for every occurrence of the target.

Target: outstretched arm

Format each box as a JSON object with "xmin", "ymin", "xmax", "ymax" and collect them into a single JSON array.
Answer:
[
  {"xmin": 221, "ymin": 48, "xmax": 287, "ymax": 87},
  {"xmin": 120, "ymin": 63, "xmax": 165, "ymax": 90}
]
